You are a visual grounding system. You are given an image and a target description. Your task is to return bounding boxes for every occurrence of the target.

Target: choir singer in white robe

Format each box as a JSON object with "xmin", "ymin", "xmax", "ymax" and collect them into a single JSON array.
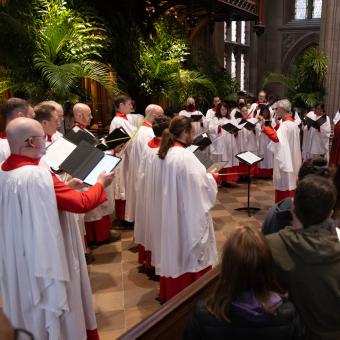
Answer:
[
  {"xmin": 0, "ymin": 117, "xmax": 114, "ymax": 340},
  {"xmin": 266, "ymin": 99, "xmax": 302, "ymax": 203},
  {"xmin": 156, "ymin": 116, "xmax": 218, "ymax": 301}
]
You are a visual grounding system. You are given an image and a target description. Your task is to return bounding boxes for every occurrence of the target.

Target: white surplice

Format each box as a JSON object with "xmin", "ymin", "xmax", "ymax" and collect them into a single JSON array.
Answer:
[
  {"xmin": 134, "ymin": 143, "xmax": 162, "ymax": 263},
  {"xmin": 109, "ymin": 116, "xmax": 136, "ymax": 201},
  {"xmin": 0, "ymin": 138, "xmax": 10, "ymax": 162},
  {"xmin": 236, "ymin": 118, "xmax": 259, "ymax": 155},
  {"xmin": 157, "ymin": 146, "xmax": 218, "ymax": 278},
  {"xmin": 127, "ymin": 113, "xmax": 144, "ymax": 128},
  {"xmin": 302, "ymin": 111, "xmax": 331, "ymax": 160},
  {"xmin": 125, "ymin": 125, "xmax": 154, "ymax": 222},
  {"xmin": 0, "ymin": 166, "xmax": 96, "ymax": 340},
  {"xmin": 256, "ymin": 124, "xmax": 274, "ymax": 170},
  {"xmin": 268, "ymin": 120, "xmax": 302, "ymax": 191},
  {"xmin": 179, "ymin": 109, "xmax": 204, "ymax": 136},
  {"xmin": 208, "ymin": 117, "xmax": 239, "ymax": 166}
]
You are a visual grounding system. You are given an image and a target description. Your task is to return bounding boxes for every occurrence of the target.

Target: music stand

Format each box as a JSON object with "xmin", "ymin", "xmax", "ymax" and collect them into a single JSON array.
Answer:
[{"xmin": 234, "ymin": 151, "xmax": 263, "ymax": 217}]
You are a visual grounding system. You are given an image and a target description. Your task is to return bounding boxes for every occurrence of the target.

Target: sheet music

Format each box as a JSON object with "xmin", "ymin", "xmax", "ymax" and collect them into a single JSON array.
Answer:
[
  {"xmin": 44, "ymin": 137, "xmax": 77, "ymax": 170},
  {"xmin": 83, "ymin": 154, "xmax": 121, "ymax": 186},
  {"xmin": 237, "ymin": 151, "xmax": 262, "ymax": 165},
  {"xmin": 186, "ymin": 144, "xmax": 200, "ymax": 153}
]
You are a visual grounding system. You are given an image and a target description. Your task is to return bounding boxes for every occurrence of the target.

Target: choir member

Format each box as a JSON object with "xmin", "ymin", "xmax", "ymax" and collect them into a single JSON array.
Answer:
[
  {"xmin": 256, "ymin": 105, "xmax": 274, "ymax": 178},
  {"xmin": 127, "ymin": 99, "xmax": 144, "ymax": 128},
  {"xmin": 34, "ymin": 104, "xmax": 59, "ymax": 147},
  {"xmin": 134, "ymin": 115, "xmax": 171, "ymax": 271},
  {"xmin": 125, "ymin": 104, "xmax": 164, "ymax": 224},
  {"xmin": 156, "ymin": 116, "xmax": 218, "ymax": 301},
  {"xmin": 0, "ymin": 98, "xmax": 34, "ymax": 162},
  {"xmin": 208, "ymin": 101, "xmax": 240, "ymax": 182},
  {"xmin": 265, "ymin": 99, "xmax": 302, "ymax": 203},
  {"xmin": 204, "ymin": 96, "xmax": 221, "ymax": 128},
  {"xmin": 330, "ymin": 108, "xmax": 340, "ymax": 166},
  {"xmin": 0, "ymin": 117, "xmax": 114, "ymax": 340},
  {"xmin": 302, "ymin": 103, "xmax": 331, "ymax": 161},
  {"xmin": 39, "ymin": 100, "xmax": 65, "ymax": 137},
  {"xmin": 249, "ymin": 90, "xmax": 268, "ymax": 118},
  {"xmin": 179, "ymin": 97, "xmax": 204, "ymax": 136},
  {"xmin": 109, "ymin": 94, "xmax": 137, "ymax": 226},
  {"xmin": 73, "ymin": 103, "xmax": 115, "ymax": 244}
]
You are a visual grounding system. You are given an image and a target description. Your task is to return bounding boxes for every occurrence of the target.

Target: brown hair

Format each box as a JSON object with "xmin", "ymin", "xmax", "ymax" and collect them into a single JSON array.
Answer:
[
  {"xmin": 1, "ymin": 98, "xmax": 30, "ymax": 120},
  {"xmin": 34, "ymin": 104, "xmax": 56, "ymax": 122},
  {"xmin": 158, "ymin": 116, "xmax": 192, "ymax": 159},
  {"xmin": 152, "ymin": 116, "xmax": 171, "ymax": 137},
  {"xmin": 206, "ymin": 226, "xmax": 280, "ymax": 321},
  {"xmin": 114, "ymin": 94, "xmax": 131, "ymax": 112},
  {"xmin": 215, "ymin": 102, "xmax": 230, "ymax": 119}
]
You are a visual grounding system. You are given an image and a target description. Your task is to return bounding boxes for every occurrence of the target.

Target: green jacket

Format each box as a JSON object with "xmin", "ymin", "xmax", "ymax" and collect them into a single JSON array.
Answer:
[{"xmin": 267, "ymin": 221, "xmax": 340, "ymax": 340}]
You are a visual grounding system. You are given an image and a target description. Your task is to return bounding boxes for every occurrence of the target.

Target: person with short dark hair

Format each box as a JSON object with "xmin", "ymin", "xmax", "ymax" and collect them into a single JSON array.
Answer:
[
  {"xmin": 178, "ymin": 97, "xmax": 204, "ymax": 136},
  {"xmin": 184, "ymin": 226, "xmax": 305, "ymax": 340},
  {"xmin": 204, "ymin": 96, "xmax": 221, "ymax": 128},
  {"xmin": 302, "ymin": 102, "xmax": 331, "ymax": 161},
  {"xmin": 262, "ymin": 157, "xmax": 332, "ymax": 235},
  {"xmin": 267, "ymin": 175, "xmax": 340, "ymax": 340},
  {"xmin": 34, "ymin": 104, "xmax": 59, "ymax": 146}
]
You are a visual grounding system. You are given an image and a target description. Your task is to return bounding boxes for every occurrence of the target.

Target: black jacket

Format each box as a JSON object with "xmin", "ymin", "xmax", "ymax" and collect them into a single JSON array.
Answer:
[{"xmin": 183, "ymin": 300, "xmax": 305, "ymax": 340}]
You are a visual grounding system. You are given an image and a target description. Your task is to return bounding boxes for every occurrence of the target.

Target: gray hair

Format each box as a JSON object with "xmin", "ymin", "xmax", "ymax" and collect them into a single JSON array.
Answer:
[{"xmin": 276, "ymin": 99, "xmax": 291, "ymax": 113}]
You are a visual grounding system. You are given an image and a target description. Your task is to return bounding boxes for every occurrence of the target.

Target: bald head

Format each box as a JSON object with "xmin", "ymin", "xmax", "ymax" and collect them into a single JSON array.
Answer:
[
  {"xmin": 186, "ymin": 97, "xmax": 195, "ymax": 106},
  {"xmin": 6, "ymin": 117, "xmax": 46, "ymax": 158},
  {"xmin": 145, "ymin": 104, "xmax": 164, "ymax": 124},
  {"xmin": 73, "ymin": 103, "xmax": 93, "ymax": 127}
]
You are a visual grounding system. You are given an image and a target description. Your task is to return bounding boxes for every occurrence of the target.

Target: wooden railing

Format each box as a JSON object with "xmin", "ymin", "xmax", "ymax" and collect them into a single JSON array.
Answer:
[{"xmin": 118, "ymin": 266, "xmax": 220, "ymax": 340}]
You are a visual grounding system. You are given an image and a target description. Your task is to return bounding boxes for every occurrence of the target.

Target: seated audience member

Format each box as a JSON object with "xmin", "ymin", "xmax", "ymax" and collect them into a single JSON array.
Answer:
[
  {"xmin": 184, "ymin": 226, "xmax": 305, "ymax": 340},
  {"xmin": 267, "ymin": 175, "xmax": 340, "ymax": 340},
  {"xmin": 262, "ymin": 157, "xmax": 331, "ymax": 235}
]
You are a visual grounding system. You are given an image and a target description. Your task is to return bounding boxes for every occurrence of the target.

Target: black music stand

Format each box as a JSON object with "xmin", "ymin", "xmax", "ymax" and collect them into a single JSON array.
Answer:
[{"xmin": 234, "ymin": 151, "xmax": 263, "ymax": 217}]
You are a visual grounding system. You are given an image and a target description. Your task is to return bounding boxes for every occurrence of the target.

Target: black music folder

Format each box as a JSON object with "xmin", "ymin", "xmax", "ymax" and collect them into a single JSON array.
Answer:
[
  {"xmin": 192, "ymin": 132, "xmax": 212, "ymax": 149},
  {"xmin": 305, "ymin": 114, "xmax": 327, "ymax": 129},
  {"xmin": 190, "ymin": 114, "xmax": 203, "ymax": 122},
  {"xmin": 65, "ymin": 126, "xmax": 98, "ymax": 146},
  {"xmin": 234, "ymin": 110, "xmax": 243, "ymax": 119},
  {"xmin": 59, "ymin": 140, "xmax": 121, "ymax": 186},
  {"xmin": 239, "ymin": 119, "xmax": 258, "ymax": 131},
  {"xmin": 96, "ymin": 127, "xmax": 130, "ymax": 151},
  {"xmin": 222, "ymin": 123, "xmax": 241, "ymax": 134},
  {"xmin": 187, "ymin": 145, "xmax": 226, "ymax": 172}
]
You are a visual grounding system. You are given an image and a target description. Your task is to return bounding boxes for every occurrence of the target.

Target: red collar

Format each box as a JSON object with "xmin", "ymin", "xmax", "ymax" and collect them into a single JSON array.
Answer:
[
  {"xmin": 73, "ymin": 122, "xmax": 87, "ymax": 129},
  {"xmin": 283, "ymin": 116, "xmax": 295, "ymax": 122},
  {"xmin": 1, "ymin": 154, "xmax": 40, "ymax": 171},
  {"xmin": 148, "ymin": 137, "xmax": 160, "ymax": 148},
  {"xmin": 185, "ymin": 109, "xmax": 196, "ymax": 113},
  {"xmin": 173, "ymin": 140, "xmax": 186, "ymax": 148},
  {"xmin": 47, "ymin": 135, "xmax": 52, "ymax": 142},
  {"xmin": 143, "ymin": 121, "xmax": 152, "ymax": 128},
  {"xmin": 0, "ymin": 131, "xmax": 6, "ymax": 139},
  {"xmin": 211, "ymin": 107, "xmax": 216, "ymax": 112},
  {"xmin": 315, "ymin": 112, "xmax": 325, "ymax": 117},
  {"xmin": 115, "ymin": 112, "xmax": 128, "ymax": 120}
]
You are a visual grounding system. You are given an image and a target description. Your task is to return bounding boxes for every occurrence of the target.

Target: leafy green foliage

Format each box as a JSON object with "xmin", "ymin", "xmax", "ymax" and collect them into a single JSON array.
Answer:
[
  {"xmin": 263, "ymin": 47, "xmax": 327, "ymax": 109},
  {"xmin": 0, "ymin": 0, "xmax": 118, "ymax": 101},
  {"xmin": 138, "ymin": 18, "xmax": 216, "ymax": 106}
]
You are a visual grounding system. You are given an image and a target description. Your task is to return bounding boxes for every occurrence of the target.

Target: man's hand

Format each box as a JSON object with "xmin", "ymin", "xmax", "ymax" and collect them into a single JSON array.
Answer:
[
  {"xmin": 96, "ymin": 171, "xmax": 115, "ymax": 187},
  {"xmin": 66, "ymin": 178, "xmax": 85, "ymax": 190}
]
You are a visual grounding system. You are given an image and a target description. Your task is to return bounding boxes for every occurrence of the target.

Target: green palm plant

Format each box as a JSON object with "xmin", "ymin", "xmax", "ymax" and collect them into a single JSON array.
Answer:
[
  {"xmin": 0, "ymin": 0, "xmax": 118, "ymax": 101},
  {"xmin": 263, "ymin": 47, "xmax": 327, "ymax": 109},
  {"xmin": 138, "ymin": 19, "xmax": 216, "ymax": 107}
]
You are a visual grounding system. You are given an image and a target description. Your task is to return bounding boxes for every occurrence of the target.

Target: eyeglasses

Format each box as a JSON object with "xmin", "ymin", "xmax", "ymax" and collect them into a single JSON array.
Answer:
[{"xmin": 14, "ymin": 328, "xmax": 34, "ymax": 340}]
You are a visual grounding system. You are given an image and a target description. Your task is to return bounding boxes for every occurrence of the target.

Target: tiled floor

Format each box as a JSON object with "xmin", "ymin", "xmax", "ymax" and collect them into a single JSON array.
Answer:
[{"xmin": 90, "ymin": 177, "xmax": 275, "ymax": 339}]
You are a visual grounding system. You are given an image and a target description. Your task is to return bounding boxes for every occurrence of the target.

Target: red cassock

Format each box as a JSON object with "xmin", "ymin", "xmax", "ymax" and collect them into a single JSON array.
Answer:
[
  {"xmin": 2, "ymin": 154, "xmax": 105, "ymax": 340},
  {"xmin": 330, "ymin": 121, "xmax": 340, "ymax": 166}
]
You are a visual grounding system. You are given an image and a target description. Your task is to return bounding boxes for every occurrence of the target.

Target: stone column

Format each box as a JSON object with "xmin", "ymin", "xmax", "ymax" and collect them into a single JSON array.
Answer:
[{"xmin": 320, "ymin": 0, "xmax": 340, "ymax": 119}]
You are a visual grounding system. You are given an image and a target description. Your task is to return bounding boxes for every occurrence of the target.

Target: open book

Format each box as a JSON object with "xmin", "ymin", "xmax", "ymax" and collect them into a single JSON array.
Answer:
[
  {"xmin": 187, "ymin": 145, "xmax": 226, "ymax": 172},
  {"xmin": 304, "ymin": 114, "xmax": 327, "ymax": 129},
  {"xmin": 192, "ymin": 132, "xmax": 212, "ymax": 149},
  {"xmin": 44, "ymin": 137, "xmax": 77, "ymax": 171},
  {"xmin": 236, "ymin": 151, "xmax": 263, "ymax": 166},
  {"xmin": 222, "ymin": 123, "xmax": 242, "ymax": 134},
  {"xmin": 59, "ymin": 140, "xmax": 121, "ymax": 186},
  {"xmin": 65, "ymin": 126, "xmax": 98, "ymax": 146},
  {"xmin": 96, "ymin": 127, "xmax": 130, "ymax": 151},
  {"xmin": 190, "ymin": 114, "xmax": 203, "ymax": 122},
  {"xmin": 239, "ymin": 118, "xmax": 258, "ymax": 130}
]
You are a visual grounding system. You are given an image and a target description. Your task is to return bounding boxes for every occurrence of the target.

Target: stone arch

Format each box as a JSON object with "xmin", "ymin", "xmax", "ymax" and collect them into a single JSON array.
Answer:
[{"xmin": 282, "ymin": 32, "xmax": 320, "ymax": 71}]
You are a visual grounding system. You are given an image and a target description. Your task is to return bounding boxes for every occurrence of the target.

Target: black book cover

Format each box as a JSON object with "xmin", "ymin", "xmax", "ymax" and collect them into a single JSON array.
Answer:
[
  {"xmin": 264, "ymin": 120, "xmax": 272, "ymax": 127},
  {"xmin": 234, "ymin": 110, "xmax": 243, "ymax": 119},
  {"xmin": 190, "ymin": 114, "xmax": 203, "ymax": 122},
  {"xmin": 193, "ymin": 149, "xmax": 226, "ymax": 172},
  {"xmin": 222, "ymin": 123, "xmax": 241, "ymax": 134},
  {"xmin": 305, "ymin": 114, "xmax": 327, "ymax": 129},
  {"xmin": 239, "ymin": 119, "xmax": 257, "ymax": 131},
  {"xmin": 96, "ymin": 127, "xmax": 130, "ymax": 151},
  {"xmin": 193, "ymin": 132, "xmax": 212, "ymax": 149},
  {"xmin": 65, "ymin": 127, "xmax": 98, "ymax": 146}
]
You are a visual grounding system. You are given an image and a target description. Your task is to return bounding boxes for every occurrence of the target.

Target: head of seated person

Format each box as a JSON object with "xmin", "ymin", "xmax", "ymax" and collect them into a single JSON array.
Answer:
[
  {"xmin": 293, "ymin": 175, "xmax": 337, "ymax": 230},
  {"xmin": 184, "ymin": 226, "xmax": 304, "ymax": 340}
]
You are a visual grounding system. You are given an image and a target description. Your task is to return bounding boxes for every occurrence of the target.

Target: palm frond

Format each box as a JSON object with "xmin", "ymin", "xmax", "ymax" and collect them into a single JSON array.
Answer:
[{"xmin": 263, "ymin": 73, "xmax": 296, "ymax": 92}]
